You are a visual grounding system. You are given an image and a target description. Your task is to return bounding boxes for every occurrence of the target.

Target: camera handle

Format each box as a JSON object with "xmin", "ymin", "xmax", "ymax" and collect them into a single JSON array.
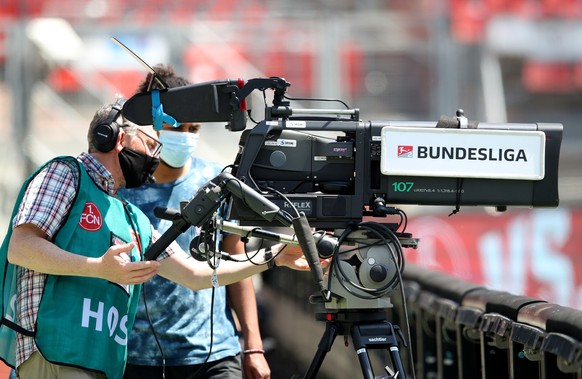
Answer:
[
  {"xmin": 145, "ymin": 172, "xmax": 289, "ymax": 260},
  {"xmin": 144, "ymin": 172, "xmax": 330, "ymax": 298}
]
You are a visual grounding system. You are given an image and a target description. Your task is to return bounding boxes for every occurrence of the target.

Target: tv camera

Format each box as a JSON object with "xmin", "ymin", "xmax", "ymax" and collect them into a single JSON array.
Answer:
[
  {"xmin": 122, "ymin": 76, "xmax": 562, "ymax": 227},
  {"xmin": 123, "ymin": 77, "xmax": 562, "ymax": 379},
  {"xmin": 123, "ymin": 75, "xmax": 562, "ymax": 311}
]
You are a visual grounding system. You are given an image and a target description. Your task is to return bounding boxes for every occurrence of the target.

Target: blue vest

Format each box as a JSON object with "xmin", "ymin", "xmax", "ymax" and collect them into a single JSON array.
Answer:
[{"xmin": 0, "ymin": 157, "xmax": 151, "ymax": 379}]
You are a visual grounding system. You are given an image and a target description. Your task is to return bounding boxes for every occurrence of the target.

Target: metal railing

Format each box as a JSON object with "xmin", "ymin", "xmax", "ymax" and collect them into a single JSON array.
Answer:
[{"xmin": 402, "ymin": 263, "xmax": 582, "ymax": 379}]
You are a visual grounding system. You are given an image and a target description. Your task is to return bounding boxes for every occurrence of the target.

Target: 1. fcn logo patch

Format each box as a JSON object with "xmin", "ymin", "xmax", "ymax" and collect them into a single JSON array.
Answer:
[{"xmin": 79, "ymin": 202, "xmax": 103, "ymax": 231}]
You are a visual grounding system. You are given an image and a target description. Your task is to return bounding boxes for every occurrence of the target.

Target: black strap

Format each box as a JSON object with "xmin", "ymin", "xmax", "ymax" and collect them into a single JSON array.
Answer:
[
  {"xmin": 0, "ymin": 317, "xmax": 35, "ymax": 337},
  {"xmin": 448, "ymin": 178, "xmax": 464, "ymax": 217}
]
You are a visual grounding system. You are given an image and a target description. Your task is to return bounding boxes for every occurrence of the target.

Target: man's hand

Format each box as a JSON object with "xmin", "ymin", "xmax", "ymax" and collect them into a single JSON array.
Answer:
[
  {"xmin": 243, "ymin": 352, "xmax": 270, "ymax": 379},
  {"xmin": 272, "ymin": 243, "xmax": 330, "ymax": 270},
  {"xmin": 94, "ymin": 243, "xmax": 160, "ymax": 285}
]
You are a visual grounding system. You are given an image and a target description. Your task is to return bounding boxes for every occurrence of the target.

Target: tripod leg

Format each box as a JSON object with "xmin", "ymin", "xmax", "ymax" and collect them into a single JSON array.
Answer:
[
  {"xmin": 354, "ymin": 346, "xmax": 376, "ymax": 379},
  {"xmin": 388, "ymin": 345, "xmax": 407, "ymax": 379},
  {"xmin": 302, "ymin": 322, "xmax": 340, "ymax": 379},
  {"xmin": 351, "ymin": 321, "xmax": 409, "ymax": 379}
]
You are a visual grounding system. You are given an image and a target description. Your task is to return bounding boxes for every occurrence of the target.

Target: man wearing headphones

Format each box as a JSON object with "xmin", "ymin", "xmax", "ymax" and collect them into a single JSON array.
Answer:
[{"xmin": 0, "ymin": 99, "xmax": 316, "ymax": 379}]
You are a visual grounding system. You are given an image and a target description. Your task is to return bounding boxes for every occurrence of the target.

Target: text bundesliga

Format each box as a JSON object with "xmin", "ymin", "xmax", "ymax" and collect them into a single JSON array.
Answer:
[{"xmin": 416, "ymin": 146, "xmax": 527, "ymax": 161}]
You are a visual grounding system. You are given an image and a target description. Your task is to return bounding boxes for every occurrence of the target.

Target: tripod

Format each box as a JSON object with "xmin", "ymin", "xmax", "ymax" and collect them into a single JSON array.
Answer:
[{"xmin": 300, "ymin": 309, "xmax": 408, "ymax": 379}]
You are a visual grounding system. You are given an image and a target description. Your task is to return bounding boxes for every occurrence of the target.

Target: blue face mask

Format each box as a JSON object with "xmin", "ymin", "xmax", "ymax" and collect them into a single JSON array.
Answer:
[{"xmin": 158, "ymin": 130, "xmax": 199, "ymax": 168}]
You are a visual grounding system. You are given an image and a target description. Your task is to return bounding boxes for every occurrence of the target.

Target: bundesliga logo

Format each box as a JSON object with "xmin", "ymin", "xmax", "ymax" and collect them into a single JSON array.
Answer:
[{"xmin": 397, "ymin": 145, "xmax": 413, "ymax": 158}]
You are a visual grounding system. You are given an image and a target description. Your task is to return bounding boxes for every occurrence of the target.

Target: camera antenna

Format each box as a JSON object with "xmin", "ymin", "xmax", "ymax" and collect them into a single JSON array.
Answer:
[{"xmin": 110, "ymin": 36, "xmax": 169, "ymax": 91}]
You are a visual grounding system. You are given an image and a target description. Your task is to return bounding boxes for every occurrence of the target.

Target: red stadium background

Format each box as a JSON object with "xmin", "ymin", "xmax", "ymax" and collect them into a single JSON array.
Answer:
[{"xmin": 405, "ymin": 208, "xmax": 582, "ymax": 308}]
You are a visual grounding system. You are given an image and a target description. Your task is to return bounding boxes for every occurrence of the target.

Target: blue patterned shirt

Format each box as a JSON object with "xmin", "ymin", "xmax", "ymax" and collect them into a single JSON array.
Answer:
[{"xmin": 118, "ymin": 157, "xmax": 240, "ymax": 366}]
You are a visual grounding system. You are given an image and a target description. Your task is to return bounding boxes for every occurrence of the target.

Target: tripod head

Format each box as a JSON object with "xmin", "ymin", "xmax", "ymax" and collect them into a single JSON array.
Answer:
[{"xmin": 309, "ymin": 219, "xmax": 417, "ymax": 311}]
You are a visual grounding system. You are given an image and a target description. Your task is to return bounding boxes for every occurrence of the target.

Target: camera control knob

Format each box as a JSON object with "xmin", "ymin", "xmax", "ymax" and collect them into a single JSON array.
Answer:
[
  {"xmin": 360, "ymin": 247, "xmax": 397, "ymax": 290},
  {"xmin": 369, "ymin": 263, "xmax": 388, "ymax": 283},
  {"xmin": 269, "ymin": 150, "xmax": 287, "ymax": 167}
]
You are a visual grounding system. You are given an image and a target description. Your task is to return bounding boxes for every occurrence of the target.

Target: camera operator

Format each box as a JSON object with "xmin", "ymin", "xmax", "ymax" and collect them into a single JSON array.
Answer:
[
  {"xmin": 118, "ymin": 64, "xmax": 270, "ymax": 379},
  {"xmin": 0, "ymin": 99, "xmax": 318, "ymax": 379}
]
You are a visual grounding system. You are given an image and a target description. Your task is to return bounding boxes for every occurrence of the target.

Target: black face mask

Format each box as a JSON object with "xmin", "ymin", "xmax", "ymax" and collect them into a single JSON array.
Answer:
[{"xmin": 118, "ymin": 148, "xmax": 160, "ymax": 188}]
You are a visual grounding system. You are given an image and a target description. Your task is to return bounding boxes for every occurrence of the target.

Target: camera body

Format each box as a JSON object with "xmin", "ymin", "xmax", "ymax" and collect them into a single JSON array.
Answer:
[
  {"xmin": 230, "ymin": 117, "xmax": 562, "ymax": 229},
  {"xmin": 122, "ymin": 76, "xmax": 562, "ymax": 230}
]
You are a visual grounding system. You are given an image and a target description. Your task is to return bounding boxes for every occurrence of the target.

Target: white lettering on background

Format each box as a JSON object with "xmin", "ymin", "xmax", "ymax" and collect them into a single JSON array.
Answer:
[
  {"xmin": 81, "ymin": 298, "xmax": 129, "ymax": 346},
  {"xmin": 479, "ymin": 209, "xmax": 573, "ymax": 306}
]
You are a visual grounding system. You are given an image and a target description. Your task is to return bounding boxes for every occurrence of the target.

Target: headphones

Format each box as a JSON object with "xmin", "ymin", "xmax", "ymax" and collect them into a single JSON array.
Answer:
[{"xmin": 93, "ymin": 103, "xmax": 123, "ymax": 152}]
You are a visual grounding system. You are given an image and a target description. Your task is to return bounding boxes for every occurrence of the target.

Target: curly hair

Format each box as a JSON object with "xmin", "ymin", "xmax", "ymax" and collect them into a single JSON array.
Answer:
[{"xmin": 135, "ymin": 64, "xmax": 191, "ymax": 93}]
